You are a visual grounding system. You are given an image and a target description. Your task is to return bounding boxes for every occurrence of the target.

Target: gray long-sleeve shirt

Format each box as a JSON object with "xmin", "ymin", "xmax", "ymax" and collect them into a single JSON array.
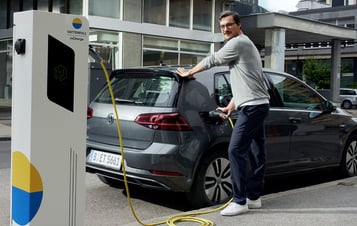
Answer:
[{"xmin": 199, "ymin": 34, "xmax": 269, "ymax": 108}]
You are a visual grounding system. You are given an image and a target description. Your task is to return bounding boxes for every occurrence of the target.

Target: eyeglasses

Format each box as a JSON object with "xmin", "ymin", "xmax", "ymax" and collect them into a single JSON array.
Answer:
[{"xmin": 220, "ymin": 22, "xmax": 236, "ymax": 29}]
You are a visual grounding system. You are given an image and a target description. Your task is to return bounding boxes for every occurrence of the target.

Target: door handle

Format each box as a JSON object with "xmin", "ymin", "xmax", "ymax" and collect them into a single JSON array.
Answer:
[{"xmin": 289, "ymin": 117, "xmax": 301, "ymax": 123}]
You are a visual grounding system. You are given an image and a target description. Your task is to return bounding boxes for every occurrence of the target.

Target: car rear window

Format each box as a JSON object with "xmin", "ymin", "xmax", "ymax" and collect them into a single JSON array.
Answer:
[{"xmin": 94, "ymin": 71, "xmax": 179, "ymax": 107}]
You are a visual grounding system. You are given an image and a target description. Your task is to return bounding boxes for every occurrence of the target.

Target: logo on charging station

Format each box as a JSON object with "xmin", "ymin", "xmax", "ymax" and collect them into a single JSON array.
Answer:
[
  {"xmin": 72, "ymin": 18, "xmax": 82, "ymax": 29},
  {"xmin": 67, "ymin": 17, "xmax": 86, "ymax": 41},
  {"xmin": 12, "ymin": 151, "xmax": 43, "ymax": 225}
]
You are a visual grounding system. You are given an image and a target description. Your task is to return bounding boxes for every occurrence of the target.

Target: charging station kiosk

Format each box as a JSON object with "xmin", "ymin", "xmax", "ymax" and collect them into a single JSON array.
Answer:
[{"xmin": 11, "ymin": 11, "xmax": 88, "ymax": 225}]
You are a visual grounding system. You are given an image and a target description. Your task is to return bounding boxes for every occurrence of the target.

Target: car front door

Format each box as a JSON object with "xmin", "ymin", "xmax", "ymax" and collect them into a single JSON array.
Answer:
[{"xmin": 266, "ymin": 72, "xmax": 340, "ymax": 171}]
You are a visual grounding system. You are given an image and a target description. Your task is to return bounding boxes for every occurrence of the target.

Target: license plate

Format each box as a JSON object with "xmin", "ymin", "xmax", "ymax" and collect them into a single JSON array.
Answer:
[{"xmin": 87, "ymin": 150, "xmax": 121, "ymax": 170}]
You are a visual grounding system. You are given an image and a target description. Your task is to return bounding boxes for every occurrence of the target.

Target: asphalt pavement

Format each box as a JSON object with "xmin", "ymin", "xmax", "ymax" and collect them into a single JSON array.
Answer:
[
  {"xmin": 123, "ymin": 176, "xmax": 357, "ymax": 226},
  {"xmin": 0, "ymin": 106, "xmax": 10, "ymax": 141},
  {"xmin": 0, "ymin": 120, "xmax": 10, "ymax": 141},
  {"xmin": 1, "ymin": 110, "xmax": 357, "ymax": 225}
]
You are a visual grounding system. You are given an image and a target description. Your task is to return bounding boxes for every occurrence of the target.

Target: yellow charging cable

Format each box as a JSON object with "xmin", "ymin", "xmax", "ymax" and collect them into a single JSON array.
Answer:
[
  {"xmin": 227, "ymin": 117, "xmax": 234, "ymax": 128},
  {"xmin": 99, "ymin": 60, "xmax": 233, "ymax": 226}
]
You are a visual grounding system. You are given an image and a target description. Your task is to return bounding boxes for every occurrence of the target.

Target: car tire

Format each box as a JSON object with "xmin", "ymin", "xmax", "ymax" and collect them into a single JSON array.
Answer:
[
  {"xmin": 340, "ymin": 134, "xmax": 357, "ymax": 177},
  {"xmin": 342, "ymin": 100, "xmax": 352, "ymax": 109},
  {"xmin": 186, "ymin": 149, "xmax": 232, "ymax": 208},
  {"xmin": 97, "ymin": 175, "xmax": 125, "ymax": 189}
]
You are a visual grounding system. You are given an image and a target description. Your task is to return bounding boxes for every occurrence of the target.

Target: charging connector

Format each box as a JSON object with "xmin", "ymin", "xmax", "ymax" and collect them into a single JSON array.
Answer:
[
  {"xmin": 209, "ymin": 110, "xmax": 234, "ymax": 129},
  {"xmin": 209, "ymin": 109, "xmax": 228, "ymax": 118}
]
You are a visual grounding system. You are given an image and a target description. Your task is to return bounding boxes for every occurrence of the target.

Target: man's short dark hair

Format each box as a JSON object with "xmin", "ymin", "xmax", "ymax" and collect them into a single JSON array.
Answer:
[{"xmin": 218, "ymin": 11, "xmax": 241, "ymax": 24}]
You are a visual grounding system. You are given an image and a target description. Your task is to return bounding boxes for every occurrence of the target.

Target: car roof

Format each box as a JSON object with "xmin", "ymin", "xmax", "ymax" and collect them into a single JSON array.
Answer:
[
  {"xmin": 109, "ymin": 65, "xmax": 306, "ymax": 87},
  {"xmin": 112, "ymin": 65, "xmax": 193, "ymax": 74},
  {"xmin": 110, "ymin": 65, "xmax": 219, "ymax": 80},
  {"xmin": 111, "ymin": 65, "xmax": 288, "ymax": 75}
]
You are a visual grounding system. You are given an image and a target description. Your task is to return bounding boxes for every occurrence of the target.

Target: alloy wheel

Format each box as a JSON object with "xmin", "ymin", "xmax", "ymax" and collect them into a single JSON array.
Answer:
[
  {"xmin": 204, "ymin": 157, "xmax": 232, "ymax": 204},
  {"xmin": 346, "ymin": 140, "xmax": 357, "ymax": 176}
]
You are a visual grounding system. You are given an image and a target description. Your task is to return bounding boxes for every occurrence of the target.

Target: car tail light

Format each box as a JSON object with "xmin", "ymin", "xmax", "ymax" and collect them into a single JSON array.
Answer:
[
  {"xmin": 134, "ymin": 113, "xmax": 192, "ymax": 131},
  {"xmin": 87, "ymin": 107, "xmax": 93, "ymax": 119}
]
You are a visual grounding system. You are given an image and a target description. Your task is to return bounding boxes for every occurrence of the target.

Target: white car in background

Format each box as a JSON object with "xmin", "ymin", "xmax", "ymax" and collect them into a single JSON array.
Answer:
[{"xmin": 340, "ymin": 88, "xmax": 357, "ymax": 109}]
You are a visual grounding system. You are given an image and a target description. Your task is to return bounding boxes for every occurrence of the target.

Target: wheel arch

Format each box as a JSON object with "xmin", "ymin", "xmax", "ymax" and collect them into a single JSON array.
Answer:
[
  {"xmin": 191, "ymin": 142, "xmax": 230, "ymax": 181},
  {"xmin": 186, "ymin": 141, "xmax": 232, "ymax": 207},
  {"xmin": 340, "ymin": 130, "xmax": 357, "ymax": 176},
  {"xmin": 342, "ymin": 100, "xmax": 352, "ymax": 109}
]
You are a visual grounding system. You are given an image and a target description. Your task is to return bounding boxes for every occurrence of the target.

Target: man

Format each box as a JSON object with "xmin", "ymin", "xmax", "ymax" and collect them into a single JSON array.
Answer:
[{"xmin": 176, "ymin": 10, "xmax": 270, "ymax": 216}]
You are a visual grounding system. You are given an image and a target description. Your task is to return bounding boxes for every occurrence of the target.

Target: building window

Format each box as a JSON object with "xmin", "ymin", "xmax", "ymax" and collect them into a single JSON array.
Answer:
[
  {"xmin": 69, "ymin": 0, "xmax": 82, "ymax": 14},
  {"xmin": 0, "ymin": 40, "xmax": 13, "ymax": 107},
  {"xmin": 143, "ymin": 0, "xmax": 213, "ymax": 31},
  {"xmin": 143, "ymin": 37, "xmax": 178, "ymax": 65},
  {"xmin": 89, "ymin": 30, "xmax": 120, "ymax": 69},
  {"xmin": 144, "ymin": 36, "xmax": 178, "ymax": 50},
  {"xmin": 169, "ymin": 0, "xmax": 190, "ymax": 28},
  {"xmin": 2, "ymin": 0, "xmax": 81, "ymax": 26},
  {"xmin": 143, "ymin": 36, "xmax": 210, "ymax": 66},
  {"xmin": 88, "ymin": 0, "xmax": 120, "ymax": 18},
  {"xmin": 0, "ymin": 0, "xmax": 7, "ymax": 29},
  {"xmin": 180, "ymin": 40, "xmax": 210, "ymax": 64},
  {"xmin": 180, "ymin": 40, "xmax": 210, "ymax": 54},
  {"xmin": 22, "ymin": 0, "xmax": 79, "ymax": 13},
  {"xmin": 38, "ymin": 0, "xmax": 49, "ymax": 11},
  {"xmin": 52, "ymin": 0, "xmax": 65, "ymax": 13},
  {"xmin": 179, "ymin": 53, "xmax": 206, "ymax": 65},
  {"xmin": 143, "ymin": 50, "xmax": 179, "ymax": 66},
  {"xmin": 143, "ymin": 0, "xmax": 166, "ymax": 25},
  {"xmin": 193, "ymin": 0, "xmax": 212, "ymax": 31}
]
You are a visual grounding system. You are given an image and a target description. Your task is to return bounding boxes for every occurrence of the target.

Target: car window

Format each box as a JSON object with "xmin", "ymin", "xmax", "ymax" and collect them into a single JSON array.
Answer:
[
  {"xmin": 214, "ymin": 72, "xmax": 232, "ymax": 107},
  {"xmin": 341, "ymin": 89, "xmax": 356, "ymax": 95},
  {"xmin": 267, "ymin": 73, "xmax": 323, "ymax": 111},
  {"xmin": 94, "ymin": 72, "xmax": 178, "ymax": 107}
]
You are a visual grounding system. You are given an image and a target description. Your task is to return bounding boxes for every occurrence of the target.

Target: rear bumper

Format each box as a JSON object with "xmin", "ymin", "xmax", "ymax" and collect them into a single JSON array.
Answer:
[
  {"xmin": 86, "ymin": 164, "xmax": 192, "ymax": 192},
  {"xmin": 86, "ymin": 140, "xmax": 197, "ymax": 192}
]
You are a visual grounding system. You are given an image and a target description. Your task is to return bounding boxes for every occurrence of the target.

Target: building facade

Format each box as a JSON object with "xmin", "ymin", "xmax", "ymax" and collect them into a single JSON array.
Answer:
[
  {"xmin": 0, "ymin": 0, "xmax": 269, "ymax": 110},
  {"xmin": 1, "ymin": 0, "xmax": 356, "ymax": 110},
  {"xmin": 288, "ymin": 0, "xmax": 357, "ymax": 87}
]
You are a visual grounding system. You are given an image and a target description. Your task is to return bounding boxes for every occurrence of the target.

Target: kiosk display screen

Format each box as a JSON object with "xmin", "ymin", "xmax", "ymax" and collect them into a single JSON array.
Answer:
[{"xmin": 47, "ymin": 35, "xmax": 75, "ymax": 112}]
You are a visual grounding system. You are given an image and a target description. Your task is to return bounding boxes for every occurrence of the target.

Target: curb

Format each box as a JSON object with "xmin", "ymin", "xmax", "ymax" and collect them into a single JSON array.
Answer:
[{"xmin": 262, "ymin": 176, "xmax": 357, "ymax": 201}]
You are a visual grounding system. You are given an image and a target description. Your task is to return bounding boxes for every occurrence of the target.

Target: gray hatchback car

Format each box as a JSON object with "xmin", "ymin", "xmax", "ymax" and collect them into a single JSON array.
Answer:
[{"xmin": 86, "ymin": 66, "xmax": 357, "ymax": 208}]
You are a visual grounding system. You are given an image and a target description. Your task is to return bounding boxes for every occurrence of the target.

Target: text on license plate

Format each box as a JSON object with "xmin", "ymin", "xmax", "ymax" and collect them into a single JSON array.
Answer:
[{"xmin": 88, "ymin": 150, "xmax": 121, "ymax": 170}]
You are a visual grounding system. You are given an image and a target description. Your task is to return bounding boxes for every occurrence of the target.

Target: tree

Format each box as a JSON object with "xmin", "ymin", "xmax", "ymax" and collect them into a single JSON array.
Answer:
[{"xmin": 303, "ymin": 58, "xmax": 330, "ymax": 89}]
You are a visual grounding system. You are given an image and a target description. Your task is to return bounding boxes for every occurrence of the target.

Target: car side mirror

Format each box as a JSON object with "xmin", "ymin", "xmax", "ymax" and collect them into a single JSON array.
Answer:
[{"xmin": 325, "ymin": 101, "xmax": 337, "ymax": 113}]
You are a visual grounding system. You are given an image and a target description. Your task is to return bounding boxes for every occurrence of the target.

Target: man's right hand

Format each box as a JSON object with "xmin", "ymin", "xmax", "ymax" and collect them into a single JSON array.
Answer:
[
  {"xmin": 216, "ymin": 107, "xmax": 230, "ymax": 120},
  {"xmin": 176, "ymin": 67, "xmax": 193, "ymax": 78}
]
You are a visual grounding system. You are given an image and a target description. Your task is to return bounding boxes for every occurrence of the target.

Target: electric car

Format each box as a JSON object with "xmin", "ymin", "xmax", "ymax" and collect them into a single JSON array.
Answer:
[{"xmin": 86, "ymin": 65, "xmax": 357, "ymax": 208}]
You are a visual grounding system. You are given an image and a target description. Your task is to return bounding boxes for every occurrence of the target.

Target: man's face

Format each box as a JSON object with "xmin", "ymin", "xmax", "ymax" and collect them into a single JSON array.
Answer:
[{"xmin": 219, "ymin": 15, "xmax": 241, "ymax": 40}]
